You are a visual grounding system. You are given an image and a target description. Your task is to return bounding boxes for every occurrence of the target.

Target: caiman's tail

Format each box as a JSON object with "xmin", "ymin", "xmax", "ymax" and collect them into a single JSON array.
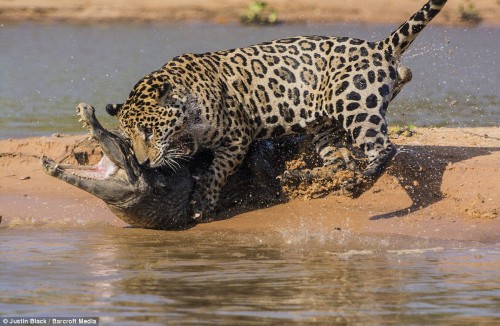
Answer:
[{"xmin": 383, "ymin": 0, "xmax": 448, "ymax": 58}]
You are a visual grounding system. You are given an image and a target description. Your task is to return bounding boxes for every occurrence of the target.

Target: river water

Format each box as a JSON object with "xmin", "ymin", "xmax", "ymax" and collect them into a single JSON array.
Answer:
[
  {"xmin": 0, "ymin": 23, "xmax": 499, "ymax": 139},
  {"xmin": 1, "ymin": 228, "xmax": 499, "ymax": 324},
  {"xmin": 1, "ymin": 22, "xmax": 499, "ymax": 324}
]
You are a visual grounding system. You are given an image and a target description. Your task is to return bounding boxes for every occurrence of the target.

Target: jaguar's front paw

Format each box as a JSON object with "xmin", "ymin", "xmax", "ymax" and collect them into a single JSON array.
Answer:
[
  {"xmin": 191, "ymin": 204, "xmax": 216, "ymax": 223},
  {"xmin": 190, "ymin": 191, "xmax": 216, "ymax": 223}
]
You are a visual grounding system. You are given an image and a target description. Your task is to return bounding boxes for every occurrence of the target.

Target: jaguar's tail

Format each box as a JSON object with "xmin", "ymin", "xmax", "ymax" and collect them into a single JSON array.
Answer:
[{"xmin": 383, "ymin": 0, "xmax": 448, "ymax": 58}]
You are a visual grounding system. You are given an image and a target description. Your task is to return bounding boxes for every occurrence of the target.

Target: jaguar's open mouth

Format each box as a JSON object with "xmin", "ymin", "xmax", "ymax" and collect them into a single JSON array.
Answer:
[{"xmin": 172, "ymin": 134, "xmax": 197, "ymax": 156}]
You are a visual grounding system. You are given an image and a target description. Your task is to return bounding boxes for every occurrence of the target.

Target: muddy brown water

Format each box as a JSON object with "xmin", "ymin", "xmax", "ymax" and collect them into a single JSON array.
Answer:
[
  {"xmin": 1, "ymin": 227, "xmax": 499, "ymax": 324},
  {"xmin": 1, "ymin": 22, "xmax": 499, "ymax": 323}
]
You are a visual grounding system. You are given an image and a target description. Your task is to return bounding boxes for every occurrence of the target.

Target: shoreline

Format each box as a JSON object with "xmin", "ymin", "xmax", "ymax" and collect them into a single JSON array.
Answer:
[
  {"xmin": 1, "ymin": 127, "xmax": 498, "ymax": 242},
  {"xmin": 0, "ymin": 0, "xmax": 499, "ymax": 27}
]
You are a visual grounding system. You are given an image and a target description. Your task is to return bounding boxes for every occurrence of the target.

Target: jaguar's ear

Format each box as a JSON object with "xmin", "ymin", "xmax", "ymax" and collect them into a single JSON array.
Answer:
[
  {"xmin": 105, "ymin": 103, "xmax": 123, "ymax": 116},
  {"xmin": 158, "ymin": 82, "xmax": 172, "ymax": 106}
]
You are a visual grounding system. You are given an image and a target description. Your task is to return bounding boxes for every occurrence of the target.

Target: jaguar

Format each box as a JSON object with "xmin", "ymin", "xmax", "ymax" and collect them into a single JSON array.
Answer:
[{"xmin": 106, "ymin": 0, "xmax": 448, "ymax": 219}]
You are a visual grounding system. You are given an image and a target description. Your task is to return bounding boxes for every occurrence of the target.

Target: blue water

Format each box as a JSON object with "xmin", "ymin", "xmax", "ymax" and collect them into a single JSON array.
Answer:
[{"xmin": 1, "ymin": 23, "xmax": 499, "ymax": 139}]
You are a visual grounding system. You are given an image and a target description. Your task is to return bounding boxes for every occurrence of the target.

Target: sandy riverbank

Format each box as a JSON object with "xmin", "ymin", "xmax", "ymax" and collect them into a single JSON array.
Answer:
[
  {"xmin": 0, "ymin": 0, "xmax": 498, "ymax": 26},
  {"xmin": 0, "ymin": 127, "xmax": 498, "ymax": 242}
]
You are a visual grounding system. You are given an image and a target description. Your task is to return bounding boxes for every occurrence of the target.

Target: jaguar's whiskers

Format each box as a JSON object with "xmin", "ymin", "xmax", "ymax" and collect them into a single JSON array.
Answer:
[{"xmin": 162, "ymin": 147, "xmax": 190, "ymax": 172}]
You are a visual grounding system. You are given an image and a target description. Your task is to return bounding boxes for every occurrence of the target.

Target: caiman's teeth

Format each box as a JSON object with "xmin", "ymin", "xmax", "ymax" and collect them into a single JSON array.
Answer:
[
  {"xmin": 57, "ymin": 155, "xmax": 119, "ymax": 181},
  {"xmin": 68, "ymin": 171, "xmax": 95, "ymax": 180}
]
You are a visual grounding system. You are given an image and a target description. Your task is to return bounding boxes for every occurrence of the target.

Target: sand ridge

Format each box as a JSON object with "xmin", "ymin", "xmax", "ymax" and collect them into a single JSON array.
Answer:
[
  {"xmin": 1, "ymin": 127, "xmax": 498, "ymax": 242},
  {"xmin": 0, "ymin": 0, "xmax": 498, "ymax": 26}
]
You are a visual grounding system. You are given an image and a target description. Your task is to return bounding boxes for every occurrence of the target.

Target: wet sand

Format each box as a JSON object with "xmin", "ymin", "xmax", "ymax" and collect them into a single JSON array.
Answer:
[
  {"xmin": 1, "ymin": 127, "xmax": 498, "ymax": 242},
  {"xmin": 0, "ymin": 0, "xmax": 499, "ymax": 26}
]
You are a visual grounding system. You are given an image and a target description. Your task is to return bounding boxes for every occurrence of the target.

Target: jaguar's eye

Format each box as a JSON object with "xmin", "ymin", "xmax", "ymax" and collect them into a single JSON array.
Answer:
[{"xmin": 143, "ymin": 127, "xmax": 153, "ymax": 141}]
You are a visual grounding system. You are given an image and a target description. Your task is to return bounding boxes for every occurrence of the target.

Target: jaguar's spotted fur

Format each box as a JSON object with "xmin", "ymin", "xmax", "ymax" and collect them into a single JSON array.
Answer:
[{"xmin": 107, "ymin": 0, "xmax": 448, "ymax": 219}]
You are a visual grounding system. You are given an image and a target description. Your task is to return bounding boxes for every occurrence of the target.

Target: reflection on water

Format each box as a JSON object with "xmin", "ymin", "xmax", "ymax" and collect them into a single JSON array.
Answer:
[
  {"xmin": 0, "ymin": 23, "xmax": 499, "ymax": 139},
  {"xmin": 1, "ymin": 228, "xmax": 499, "ymax": 324}
]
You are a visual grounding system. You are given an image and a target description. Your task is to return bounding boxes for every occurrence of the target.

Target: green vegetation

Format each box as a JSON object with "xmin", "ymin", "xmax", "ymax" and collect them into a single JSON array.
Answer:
[
  {"xmin": 459, "ymin": 1, "xmax": 483, "ymax": 25},
  {"xmin": 388, "ymin": 125, "xmax": 416, "ymax": 138},
  {"xmin": 240, "ymin": 1, "xmax": 279, "ymax": 25}
]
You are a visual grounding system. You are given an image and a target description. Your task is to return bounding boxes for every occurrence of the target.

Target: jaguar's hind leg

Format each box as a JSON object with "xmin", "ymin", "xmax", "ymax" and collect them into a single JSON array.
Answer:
[
  {"xmin": 313, "ymin": 126, "xmax": 356, "ymax": 172},
  {"xmin": 347, "ymin": 107, "xmax": 397, "ymax": 182},
  {"xmin": 280, "ymin": 125, "xmax": 363, "ymax": 196}
]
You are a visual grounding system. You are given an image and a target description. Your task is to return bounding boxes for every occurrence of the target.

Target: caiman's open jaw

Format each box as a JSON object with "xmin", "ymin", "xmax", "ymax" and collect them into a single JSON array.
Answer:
[
  {"xmin": 42, "ymin": 154, "xmax": 120, "ymax": 181},
  {"xmin": 41, "ymin": 150, "xmax": 138, "ymax": 205}
]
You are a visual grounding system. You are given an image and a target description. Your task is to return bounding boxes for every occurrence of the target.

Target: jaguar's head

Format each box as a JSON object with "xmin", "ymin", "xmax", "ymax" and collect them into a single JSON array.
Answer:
[{"xmin": 107, "ymin": 73, "xmax": 198, "ymax": 170}]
